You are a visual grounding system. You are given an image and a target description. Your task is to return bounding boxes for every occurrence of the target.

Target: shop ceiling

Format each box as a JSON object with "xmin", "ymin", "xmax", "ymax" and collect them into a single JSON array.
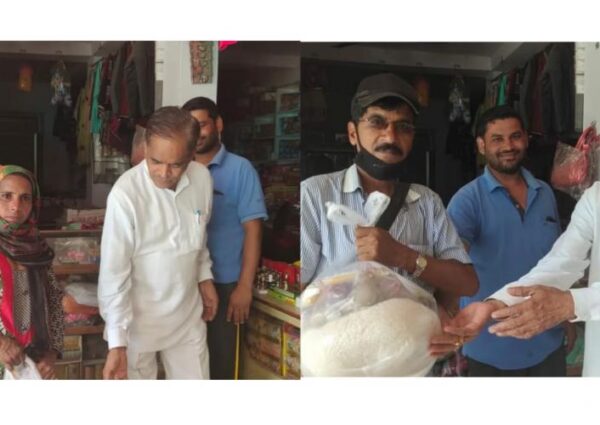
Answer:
[
  {"xmin": 218, "ymin": 41, "xmax": 300, "ymax": 69},
  {"xmin": 0, "ymin": 41, "xmax": 549, "ymax": 76},
  {"xmin": 301, "ymin": 42, "xmax": 550, "ymax": 77},
  {"xmin": 0, "ymin": 40, "xmax": 300, "ymax": 69},
  {"xmin": 0, "ymin": 41, "xmax": 126, "ymax": 62}
]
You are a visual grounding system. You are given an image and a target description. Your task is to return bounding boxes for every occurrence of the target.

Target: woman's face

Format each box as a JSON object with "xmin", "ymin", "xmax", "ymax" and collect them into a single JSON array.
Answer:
[{"xmin": 0, "ymin": 174, "xmax": 33, "ymax": 225}]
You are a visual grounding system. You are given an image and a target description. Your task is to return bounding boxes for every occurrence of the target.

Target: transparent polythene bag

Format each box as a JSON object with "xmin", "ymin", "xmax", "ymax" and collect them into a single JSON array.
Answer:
[
  {"xmin": 301, "ymin": 261, "xmax": 441, "ymax": 377},
  {"xmin": 551, "ymin": 123, "xmax": 599, "ymax": 200}
]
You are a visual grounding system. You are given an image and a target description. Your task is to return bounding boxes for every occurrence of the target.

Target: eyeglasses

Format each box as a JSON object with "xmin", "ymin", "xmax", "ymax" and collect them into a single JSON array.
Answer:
[{"xmin": 358, "ymin": 116, "xmax": 416, "ymax": 134}]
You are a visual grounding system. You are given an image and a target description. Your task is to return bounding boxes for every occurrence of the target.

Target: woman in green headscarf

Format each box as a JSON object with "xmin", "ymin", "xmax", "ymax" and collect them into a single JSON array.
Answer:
[{"xmin": 0, "ymin": 165, "xmax": 63, "ymax": 379}]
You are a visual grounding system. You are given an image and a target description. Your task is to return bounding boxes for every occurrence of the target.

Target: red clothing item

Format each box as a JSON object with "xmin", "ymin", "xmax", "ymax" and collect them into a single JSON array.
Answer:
[{"xmin": 0, "ymin": 255, "xmax": 33, "ymax": 347}]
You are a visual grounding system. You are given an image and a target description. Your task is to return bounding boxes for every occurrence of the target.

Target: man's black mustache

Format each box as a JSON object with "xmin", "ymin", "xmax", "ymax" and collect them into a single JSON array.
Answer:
[
  {"xmin": 498, "ymin": 150, "xmax": 520, "ymax": 156},
  {"xmin": 374, "ymin": 143, "xmax": 403, "ymax": 154}
]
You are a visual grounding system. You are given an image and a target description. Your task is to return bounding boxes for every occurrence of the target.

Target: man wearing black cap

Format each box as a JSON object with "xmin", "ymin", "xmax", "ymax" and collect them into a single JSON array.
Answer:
[{"xmin": 301, "ymin": 73, "xmax": 479, "ymax": 356}]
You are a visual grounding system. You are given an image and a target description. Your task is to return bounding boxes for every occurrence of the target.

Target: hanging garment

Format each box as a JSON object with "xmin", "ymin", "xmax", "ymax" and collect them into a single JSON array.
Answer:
[
  {"xmin": 52, "ymin": 103, "xmax": 77, "ymax": 160},
  {"xmin": 110, "ymin": 43, "xmax": 129, "ymax": 116},
  {"xmin": 541, "ymin": 43, "xmax": 575, "ymax": 137},
  {"xmin": 519, "ymin": 59, "xmax": 534, "ymax": 129},
  {"xmin": 104, "ymin": 116, "xmax": 135, "ymax": 156},
  {"xmin": 75, "ymin": 65, "xmax": 94, "ymax": 165},
  {"xmin": 123, "ymin": 41, "xmax": 155, "ymax": 119},
  {"xmin": 496, "ymin": 74, "xmax": 508, "ymax": 106},
  {"xmin": 90, "ymin": 61, "xmax": 103, "ymax": 135},
  {"xmin": 530, "ymin": 52, "xmax": 547, "ymax": 135},
  {"xmin": 98, "ymin": 54, "xmax": 114, "ymax": 111}
]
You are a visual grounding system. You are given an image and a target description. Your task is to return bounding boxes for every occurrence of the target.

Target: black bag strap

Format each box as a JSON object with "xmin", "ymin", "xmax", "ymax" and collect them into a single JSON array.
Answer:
[{"xmin": 375, "ymin": 182, "xmax": 410, "ymax": 230}]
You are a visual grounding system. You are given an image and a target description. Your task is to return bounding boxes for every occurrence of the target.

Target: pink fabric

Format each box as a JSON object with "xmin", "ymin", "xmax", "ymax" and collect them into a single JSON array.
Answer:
[{"xmin": 218, "ymin": 41, "xmax": 238, "ymax": 51}]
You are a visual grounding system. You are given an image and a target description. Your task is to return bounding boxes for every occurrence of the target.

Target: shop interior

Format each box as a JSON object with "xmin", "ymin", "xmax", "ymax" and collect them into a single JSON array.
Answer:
[{"xmin": 0, "ymin": 41, "xmax": 300, "ymax": 380}]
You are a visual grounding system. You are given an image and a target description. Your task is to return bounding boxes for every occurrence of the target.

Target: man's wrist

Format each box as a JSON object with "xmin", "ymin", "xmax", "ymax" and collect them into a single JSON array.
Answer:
[
  {"xmin": 563, "ymin": 290, "xmax": 576, "ymax": 320},
  {"xmin": 236, "ymin": 279, "xmax": 254, "ymax": 290},
  {"xmin": 485, "ymin": 299, "xmax": 506, "ymax": 311},
  {"xmin": 400, "ymin": 246, "xmax": 418, "ymax": 273}
]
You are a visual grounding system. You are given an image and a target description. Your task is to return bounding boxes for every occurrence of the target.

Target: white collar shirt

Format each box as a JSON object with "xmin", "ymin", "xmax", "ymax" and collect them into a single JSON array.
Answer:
[{"xmin": 98, "ymin": 160, "xmax": 213, "ymax": 351}]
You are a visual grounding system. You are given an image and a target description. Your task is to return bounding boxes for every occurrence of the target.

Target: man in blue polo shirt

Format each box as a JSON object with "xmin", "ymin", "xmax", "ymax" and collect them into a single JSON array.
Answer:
[
  {"xmin": 447, "ymin": 105, "xmax": 566, "ymax": 376},
  {"xmin": 183, "ymin": 97, "xmax": 267, "ymax": 379}
]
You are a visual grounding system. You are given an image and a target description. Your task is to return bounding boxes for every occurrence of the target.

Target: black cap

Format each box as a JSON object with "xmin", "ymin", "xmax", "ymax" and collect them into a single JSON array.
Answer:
[{"xmin": 351, "ymin": 73, "xmax": 420, "ymax": 118}]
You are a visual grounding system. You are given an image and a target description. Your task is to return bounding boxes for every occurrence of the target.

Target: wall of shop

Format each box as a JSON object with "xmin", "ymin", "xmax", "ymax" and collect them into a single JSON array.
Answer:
[
  {"xmin": 583, "ymin": 43, "xmax": 600, "ymax": 126},
  {"xmin": 582, "ymin": 42, "xmax": 600, "ymax": 180},
  {"xmin": 157, "ymin": 41, "xmax": 219, "ymax": 105}
]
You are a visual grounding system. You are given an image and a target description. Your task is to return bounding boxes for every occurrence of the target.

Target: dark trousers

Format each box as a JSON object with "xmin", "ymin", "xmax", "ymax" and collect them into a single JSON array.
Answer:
[
  {"xmin": 207, "ymin": 282, "xmax": 239, "ymax": 380},
  {"xmin": 467, "ymin": 344, "xmax": 566, "ymax": 377}
]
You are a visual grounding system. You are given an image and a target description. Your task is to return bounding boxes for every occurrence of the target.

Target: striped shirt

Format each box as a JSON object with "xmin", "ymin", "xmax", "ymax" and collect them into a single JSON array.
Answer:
[{"xmin": 301, "ymin": 164, "xmax": 471, "ymax": 290}]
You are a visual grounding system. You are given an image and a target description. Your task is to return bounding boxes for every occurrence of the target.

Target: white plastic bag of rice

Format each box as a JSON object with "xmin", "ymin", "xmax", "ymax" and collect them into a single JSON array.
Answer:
[{"xmin": 301, "ymin": 261, "xmax": 441, "ymax": 377}]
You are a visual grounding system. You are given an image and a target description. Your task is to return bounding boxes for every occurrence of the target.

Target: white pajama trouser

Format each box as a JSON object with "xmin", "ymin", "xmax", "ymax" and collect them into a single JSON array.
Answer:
[{"xmin": 127, "ymin": 334, "xmax": 210, "ymax": 380}]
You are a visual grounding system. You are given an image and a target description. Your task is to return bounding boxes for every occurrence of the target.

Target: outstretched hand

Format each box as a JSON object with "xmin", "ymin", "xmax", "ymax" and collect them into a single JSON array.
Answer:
[
  {"xmin": 443, "ymin": 300, "xmax": 504, "ymax": 338},
  {"xmin": 429, "ymin": 306, "xmax": 466, "ymax": 357}
]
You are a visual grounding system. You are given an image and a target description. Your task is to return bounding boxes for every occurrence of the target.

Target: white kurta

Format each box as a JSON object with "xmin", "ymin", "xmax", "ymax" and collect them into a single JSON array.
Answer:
[
  {"xmin": 98, "ymin": 160, "xmax": 213, "ymax": 352},
  {"xmin": 492, "ymin": 182, "xmax": 600, "ymax": 376}
]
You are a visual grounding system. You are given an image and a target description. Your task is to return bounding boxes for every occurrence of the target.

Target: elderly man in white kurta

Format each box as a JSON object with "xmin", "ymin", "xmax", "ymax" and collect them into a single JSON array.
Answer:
[
  {"xmin": 445, "ymin": 181, "xmax": 600, "ymax": 376},
  {"xmin": 99, "ymin": 107, "xmax": 218, "ymax": 379}
]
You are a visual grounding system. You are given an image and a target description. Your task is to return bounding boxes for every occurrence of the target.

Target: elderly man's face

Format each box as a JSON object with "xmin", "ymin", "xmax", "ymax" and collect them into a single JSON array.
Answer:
[
  {"xmin": 347, "ymin": 104, "xmax": 416, "ymax": 165},
  {"xmin": 145, "ymin": 135, "xmax": 193, "ymax": 190}
]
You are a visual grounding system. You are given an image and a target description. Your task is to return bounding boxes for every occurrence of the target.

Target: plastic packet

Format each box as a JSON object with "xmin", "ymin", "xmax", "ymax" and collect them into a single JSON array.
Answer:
[
  {"xmin": 3, "ymin": 356, "xmax": 42, "ymax": 380},
  {"xmin": 551, "ymin": 123, "xmax": 599, "ymax": 200},
  {"xmin": 301, "ymin": 261, "xmax": 441, "ymax": 377},
  {"xmin": 325, "ymin": 191, "xmax": 390, "ymax": 227},
  {"xmin": 53, "ymin": 238, "xmax": 100, "ymax": 265},
  {"xmin": 64, "ymin": 282, "xmax": 98, "ymax": 307}
]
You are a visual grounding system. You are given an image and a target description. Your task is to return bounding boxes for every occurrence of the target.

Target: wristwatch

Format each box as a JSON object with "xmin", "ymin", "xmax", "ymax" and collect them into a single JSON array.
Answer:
[{"xmin": 411, "ymin": 254, "xmax": 428, "ymax": 278}]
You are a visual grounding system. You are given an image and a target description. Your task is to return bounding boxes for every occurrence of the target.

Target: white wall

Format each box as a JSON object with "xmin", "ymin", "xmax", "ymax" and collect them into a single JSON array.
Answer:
[
  {"xmin": 583, "ymin": 43, "xmax": 600, "ymax": 126},
  {"xmin": 581, "ymin": 43, "xmax": 600, "ymax": 182},
  {"xmin": 157, "ymin": 41, "xmax": 219, "ymax": 106}
]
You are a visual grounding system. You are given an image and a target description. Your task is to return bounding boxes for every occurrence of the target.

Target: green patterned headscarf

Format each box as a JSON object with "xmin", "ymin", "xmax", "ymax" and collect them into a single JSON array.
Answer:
[{"xmin": 0, "ymin": 164, "xmax": 42, "ymax": 239}]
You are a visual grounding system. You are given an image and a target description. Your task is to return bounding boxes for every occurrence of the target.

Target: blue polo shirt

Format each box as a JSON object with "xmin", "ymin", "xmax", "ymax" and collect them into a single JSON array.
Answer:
[
  {"xmin": 207, "ymin": 145, "xmax": 268, "ymax": 284},
  {"xmin": 447, "ymin": 166, "xmax": 564, "ymax": 370}
]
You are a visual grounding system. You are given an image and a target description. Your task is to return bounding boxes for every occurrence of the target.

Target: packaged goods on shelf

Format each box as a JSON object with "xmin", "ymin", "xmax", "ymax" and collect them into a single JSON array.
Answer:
[
  {"xmin": 49, "ymin": 237, "xmax": 101, "ymax": 265},
  {"xmin": 64, "ymin": 312, "xmax": 101, "ymax": 327},
  {"xmin": 63, "ymin": 208, "xmax": 105, "ymax": 228},
  {"xmin": 61, "ymin": 335, "xmax": 83, "ymax": 362},
  {"xmin": 282, "ymin": 323, "xmax": 300, "ymax": 378},
  {"xmin": 55, "ymin": 362, "xmax": 81, "ymax": 380}
]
